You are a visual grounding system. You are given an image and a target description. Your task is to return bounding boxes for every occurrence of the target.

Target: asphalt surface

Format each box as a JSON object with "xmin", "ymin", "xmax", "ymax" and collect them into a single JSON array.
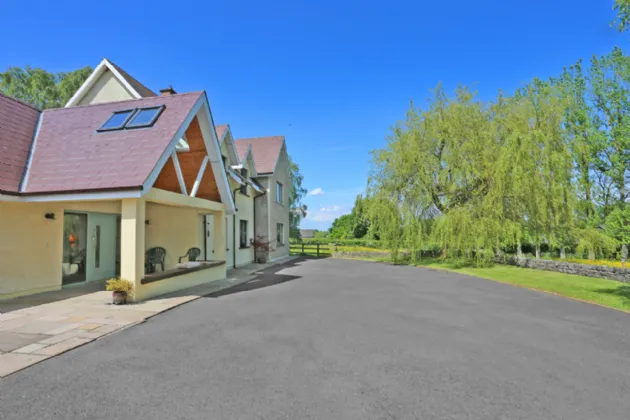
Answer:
[{"xmin": 2, "ymin": 258, "xmax": 630, "ymax": 419}]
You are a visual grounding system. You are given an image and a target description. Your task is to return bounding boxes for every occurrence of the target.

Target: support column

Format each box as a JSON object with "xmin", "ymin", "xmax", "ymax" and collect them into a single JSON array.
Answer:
[
  {"xmin": 213, "ymin": 210, "xmax": 226, "ymax": 262},
  {"xmin": 120, "ymin": 198, "xmax": 145, "ymax": 299}
]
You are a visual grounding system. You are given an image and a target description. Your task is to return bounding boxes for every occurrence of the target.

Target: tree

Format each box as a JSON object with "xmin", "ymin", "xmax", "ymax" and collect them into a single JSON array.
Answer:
[
  {"xmin": 288, "ymin": 156, "xmax": 307, "ymax": 240},
  {"xmin": 350, "ymin": 195, "xmax": 370, "ymax": 238},
  {"xmin": 0, "ymin": 65, "xmax": 92, "ymax": 109},
  {"xmin": 328, "ymin": 214, "xmax": 355, "ymax": 239},
  {"xmin": 614, "ymin": 0, "xmax": 630, "ymax": 32},
  {"xmin": 364, "ymin": 48, "xmax": 629, "ymax": 265}
]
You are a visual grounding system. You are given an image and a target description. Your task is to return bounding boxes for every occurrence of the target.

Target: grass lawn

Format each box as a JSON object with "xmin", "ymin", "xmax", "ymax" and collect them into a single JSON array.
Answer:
[{"xmin": 340, "ymin": 256, "xmax": 630, "ymax": 313}]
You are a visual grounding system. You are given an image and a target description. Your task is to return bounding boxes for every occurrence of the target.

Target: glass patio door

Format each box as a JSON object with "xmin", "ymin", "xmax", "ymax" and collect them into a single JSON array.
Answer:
[{"xmin": 62, "ymin": 213, "xmax": 88, "ymax": 285}]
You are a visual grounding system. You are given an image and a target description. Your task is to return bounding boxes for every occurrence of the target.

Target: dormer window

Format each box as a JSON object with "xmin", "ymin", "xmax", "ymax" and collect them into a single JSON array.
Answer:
[{"xmin": 97, "ymin": 105, "xmax": 165, "ymax": 132}]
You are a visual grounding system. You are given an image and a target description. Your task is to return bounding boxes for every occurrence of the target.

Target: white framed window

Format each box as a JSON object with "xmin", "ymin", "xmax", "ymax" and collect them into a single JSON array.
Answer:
[{"xmin": 276, "ymin": 182, "xmax": 283, "ymax": 204}]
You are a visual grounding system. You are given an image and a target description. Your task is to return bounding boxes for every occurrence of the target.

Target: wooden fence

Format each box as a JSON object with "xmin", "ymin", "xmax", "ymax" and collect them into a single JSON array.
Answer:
[{"xmin": 289, "ymin": 243, "xmax": 332, "ymax": 257}]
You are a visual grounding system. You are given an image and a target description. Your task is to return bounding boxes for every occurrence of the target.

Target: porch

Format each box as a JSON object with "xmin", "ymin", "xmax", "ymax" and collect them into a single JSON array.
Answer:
[
  {"xmin": 0, "ymin": 189, "xmax": 227, "ymax": 302},
  {"xmin": 121, "ymin": 188, "xmax": 227, "ymax": 301}
]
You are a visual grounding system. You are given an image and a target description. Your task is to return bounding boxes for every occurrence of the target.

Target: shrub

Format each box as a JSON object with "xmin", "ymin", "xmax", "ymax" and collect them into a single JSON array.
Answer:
[{"xmin": 105, "ymin": 278, "xmax": 134, "ymax": 293}]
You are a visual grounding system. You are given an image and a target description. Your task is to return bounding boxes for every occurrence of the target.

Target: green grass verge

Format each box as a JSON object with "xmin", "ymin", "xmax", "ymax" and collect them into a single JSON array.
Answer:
[{"xmin": 340, "ymin": 256, "xmax": 630, "ymax": 313}]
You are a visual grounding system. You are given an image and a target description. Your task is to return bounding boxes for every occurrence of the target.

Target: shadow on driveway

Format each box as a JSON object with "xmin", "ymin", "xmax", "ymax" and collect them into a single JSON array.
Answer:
[{"xmin": 205, "ymin": 257, "xmax": 309, "ymax": 298}]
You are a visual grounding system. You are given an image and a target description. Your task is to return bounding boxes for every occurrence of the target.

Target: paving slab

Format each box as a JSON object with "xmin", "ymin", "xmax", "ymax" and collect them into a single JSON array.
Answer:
[
  {"xmin": 35, "ymin": 337, "xmax": 93, "ymax": 356},
  {"xmin": 0, "ymin": 353, "xmax": 49, "ymax": 377},
  {"xmin": 0, "ymin": 332, "xmax": 50, "ymax": 352},
  {"xmin": 0, "ymin": 258, "xmax": 298, "ymax": 378},
  {"xmin": 13, "ymin": 343, "xmax": 49, "ymax": 354}
]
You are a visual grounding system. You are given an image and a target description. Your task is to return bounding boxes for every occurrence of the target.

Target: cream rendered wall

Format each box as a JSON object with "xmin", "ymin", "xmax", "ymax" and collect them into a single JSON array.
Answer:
[
  {"xmin": 0, "ymin": 200, "xmax": 121, "ymax": 299},
  {"xmin": 137, "ymin": 263, "xmax": 225, "ymax": 301},
  {"xmin": 138, "ymin": 201, "xmax": 226, "ymax": 301},
  {"xmin": 145, "ymin": 202, "xmax": 210, "ymax": 270},
  {"xmin": 234, "ymin": 158, "xmax": 255, "ymax": 267},
  {"xmin": 267, "ymin": 148, "xmax": 291, "ymax": 261},
  {"xmin": 77, "ymin": 70, "xmax": 135, "ymax": 106}
]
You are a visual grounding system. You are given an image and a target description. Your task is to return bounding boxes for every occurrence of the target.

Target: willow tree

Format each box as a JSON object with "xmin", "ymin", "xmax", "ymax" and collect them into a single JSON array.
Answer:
[{"xmin": 368, "ymin": 86, "xmax": 506, "ymax": 261}]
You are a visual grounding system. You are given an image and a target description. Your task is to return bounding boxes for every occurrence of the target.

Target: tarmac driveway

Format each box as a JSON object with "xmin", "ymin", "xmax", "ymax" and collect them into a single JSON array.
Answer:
[{"xmin": 1, "ymin": 258, "xmax": 629, "ymax": 419}]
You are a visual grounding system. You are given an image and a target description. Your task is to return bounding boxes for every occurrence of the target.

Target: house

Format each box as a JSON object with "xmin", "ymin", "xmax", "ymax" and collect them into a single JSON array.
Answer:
[
  {"xmin": 0, "ymin": 58, "xmax": 293, "ymax": 300},
  {"xmin": 234, "ymin": 136, "xmax": 291, "ymax": 262},
  {"xmin": 300, "ymin": 229, "xmax": 316, "ymax": 239},
  {"xmin": 65, "ymin": 58, "xmax": 291, "ymax": 266},
  {"xmin": 217, "ymin": 123, "xmax": 263, "ymax": 268},
  {"xmin": 0, "ymin": 89, "xmax": 234, "ymax": 301}
]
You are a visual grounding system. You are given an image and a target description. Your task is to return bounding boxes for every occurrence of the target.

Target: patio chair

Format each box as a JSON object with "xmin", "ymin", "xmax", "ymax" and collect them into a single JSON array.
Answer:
[
  {"xmin": 179, "ymin": 247, "xmax": 202, "ymax": 263},
  {"xmin": 145, "ymin": 247, "xmax": 166, "ymax": 273}
]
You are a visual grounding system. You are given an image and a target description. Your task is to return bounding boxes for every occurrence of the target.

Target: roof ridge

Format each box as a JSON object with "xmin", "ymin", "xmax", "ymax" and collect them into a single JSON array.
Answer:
[
  {"xmin": 0, "ymin": 91, "xmax": 42, "ymax": 113},
  {"xmin": 42, "ymin": 91, "xmax": 205, "ymax": 112},
  {"xmin": 235, "ymin": 135, "xmax": 285, "ymax": 141}
]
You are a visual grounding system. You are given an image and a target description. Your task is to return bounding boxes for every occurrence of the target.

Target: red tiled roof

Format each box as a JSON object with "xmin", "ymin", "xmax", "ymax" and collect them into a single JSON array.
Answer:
[
  {"xmin": 234, "ymin": 141, "xmax": 250, "ymax": 162},
  {"xmin": 24, "ymin": 92, "xmax": 203, "ymax": 194},
  {"xmin": 234, "ymin": 136, "xmax": 285, "ymax": 174},
  {"xmin": 0, "ymin": 93, "xmax": 40, "ymax": 193},
  {"xmin": 216, "ymin": 124, "xmax": 228, "ymax": 142}
]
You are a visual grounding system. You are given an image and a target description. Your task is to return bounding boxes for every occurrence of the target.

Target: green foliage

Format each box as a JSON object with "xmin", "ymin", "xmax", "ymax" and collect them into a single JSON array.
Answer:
[
  {"xmin": 614, "ymin": 0, "xmax": 630, "ymax": 32},
  {"xmin": 328, "ymin": 214, "xmax": 355, "ymax": 239},
  {"xmin": 0, "ymin": 65, "xmax": 92, "ymax": 109},
  {"xmin": 605, "ymin": 206, "xmax": 630, "ymax": 245},
  {"xmin": 288, "ymin": 156, "xmax": 307, "ymax": 240},
  {"xmin": 105, "ymin": 278, "xmax": 134, "ymax": 293},
  {"xmin": 313, "ymin": 230, "xmax": 328, "ymax": 238},
  {"xmin": 363, "ymin": 47, "xmax": 630, "ymax": 264}
]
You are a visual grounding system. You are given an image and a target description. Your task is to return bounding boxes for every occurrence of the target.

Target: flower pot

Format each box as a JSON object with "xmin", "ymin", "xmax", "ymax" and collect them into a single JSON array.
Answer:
[{"xmin": 112, "ymin": 291, "xmax": 127, "ymax": 305}]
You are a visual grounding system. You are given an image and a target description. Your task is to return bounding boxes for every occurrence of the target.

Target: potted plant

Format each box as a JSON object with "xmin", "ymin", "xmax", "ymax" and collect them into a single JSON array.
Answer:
[{"xmin": 105, "ymin": 278, "xmax": 134, "ymax": 305}]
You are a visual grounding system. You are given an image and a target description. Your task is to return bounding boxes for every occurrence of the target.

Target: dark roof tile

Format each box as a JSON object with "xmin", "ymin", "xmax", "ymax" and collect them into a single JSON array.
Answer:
[
  {"xmin": 0, "ymin": 92, "xmax": 40, "ymax": 192},
  {"xmin": 24, "ymin": 92, "xmax": 203, "ymax": 194}
]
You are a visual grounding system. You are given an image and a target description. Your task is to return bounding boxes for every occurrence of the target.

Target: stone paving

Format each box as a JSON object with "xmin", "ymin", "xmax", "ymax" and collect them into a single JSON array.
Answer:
[{"xmin": 0, "ymin": 257, "xmax": 296, "ymax": 378}]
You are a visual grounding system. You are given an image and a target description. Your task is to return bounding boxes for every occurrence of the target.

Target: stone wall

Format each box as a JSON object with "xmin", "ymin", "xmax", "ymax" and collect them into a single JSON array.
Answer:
[{"xmin": 501, "ymin": 256, "xmax": 630, "ymax": 283}]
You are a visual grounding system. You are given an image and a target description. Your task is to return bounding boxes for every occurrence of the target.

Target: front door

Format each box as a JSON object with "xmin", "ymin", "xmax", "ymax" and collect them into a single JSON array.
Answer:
[
  {"xmin": 86, "ymin": 213, "xmax": 117, "ymax": 282},
  {"xmin": 204, "ymin": 214, "xmax": 214, "ymax": 260}
]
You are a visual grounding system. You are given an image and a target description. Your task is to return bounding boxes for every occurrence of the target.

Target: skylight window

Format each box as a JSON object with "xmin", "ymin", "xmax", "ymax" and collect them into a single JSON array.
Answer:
[
  {"xmin": 97, "ymin": 105, "xmax": 165, "ymax": 132},
  {"xmin": 98, "ymin": 109, "xmax": 135, "ymax": 131},
  {"xmin": 126, "ymin": 106, "xmax": 165, "ymax": 128}
]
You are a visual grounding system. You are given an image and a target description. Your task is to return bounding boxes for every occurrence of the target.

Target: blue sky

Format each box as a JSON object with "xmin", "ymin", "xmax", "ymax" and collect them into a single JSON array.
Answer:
[{"xmin": 0, "ymin": 1, "xmax": 625, "ymax": 229}]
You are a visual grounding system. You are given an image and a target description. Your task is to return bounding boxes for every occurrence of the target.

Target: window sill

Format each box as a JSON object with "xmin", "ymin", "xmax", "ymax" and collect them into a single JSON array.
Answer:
[
  {"xmin": 141, "ymin": 260, "xmax": 225, "ymax": 284},
  {"xmin": 277, "ymin": 243, "xmax": 285, "ymax": 247},
  {"xmin": 239, "ymin": 246, "xmax": 251, "ymax": 249}
]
